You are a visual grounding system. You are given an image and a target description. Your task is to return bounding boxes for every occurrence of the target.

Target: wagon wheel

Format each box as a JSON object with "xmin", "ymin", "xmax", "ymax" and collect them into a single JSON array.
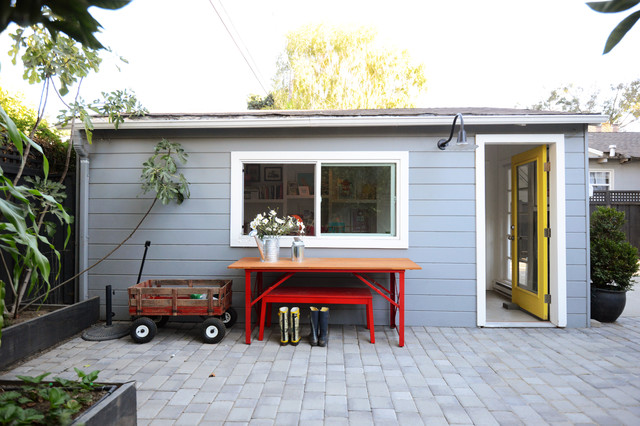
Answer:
[
  {"xmin": 216, "ymin": 307, "xmax": 237, "ymax": 328},
  {"xmin": 150, "ymin": 316, "xmax": 170, "ymax": 328},
  {"xmin": 130, "ymin": 317, "xmax": 157, "ymax": 343},
  {"xmin": 201, "ymin": 317, "xmax": 226, "ymax": 344}
]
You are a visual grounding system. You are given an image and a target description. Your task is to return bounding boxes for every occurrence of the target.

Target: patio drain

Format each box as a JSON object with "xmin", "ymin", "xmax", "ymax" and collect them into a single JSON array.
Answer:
[{"xmin": 82, "ymin": 322, "xmax": 130, "ymax": 341}]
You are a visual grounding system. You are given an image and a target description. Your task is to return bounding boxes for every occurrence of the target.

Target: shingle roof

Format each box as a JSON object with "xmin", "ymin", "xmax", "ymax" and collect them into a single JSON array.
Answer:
[
  {"xmin": 128, "ymin": 107, "xmax": 596, "ymax": 120},
  {"xmin": 589, "ymin": 132, "xmax": 640, "ymax": 158},
  {"xmin": 88, "ymin": 107, "xmax": 606, "ymax": 130}
]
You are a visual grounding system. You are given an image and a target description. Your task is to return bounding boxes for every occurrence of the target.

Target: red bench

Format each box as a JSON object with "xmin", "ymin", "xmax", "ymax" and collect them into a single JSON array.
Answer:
[{"xmin": 258, "ymin": 286, "xmax": 375, "ymax": 343}]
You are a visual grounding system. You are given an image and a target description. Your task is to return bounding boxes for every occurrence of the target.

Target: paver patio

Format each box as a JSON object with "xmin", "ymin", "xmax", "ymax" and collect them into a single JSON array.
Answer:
[{"xmin": 2, "ymin": 317, "xmax": 640, "ymax": 425}]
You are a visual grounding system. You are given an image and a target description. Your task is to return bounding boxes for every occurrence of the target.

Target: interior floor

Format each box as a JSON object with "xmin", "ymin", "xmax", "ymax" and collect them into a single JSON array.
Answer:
[{"xmin": 486, "ymin": 290, "xmax": 543, "ymax": 322}]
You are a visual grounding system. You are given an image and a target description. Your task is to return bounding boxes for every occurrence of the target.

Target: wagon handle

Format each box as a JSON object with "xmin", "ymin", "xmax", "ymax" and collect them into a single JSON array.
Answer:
[{"xmin": 136, "ymin": 241, "xmax": 152, "ymax": 284}]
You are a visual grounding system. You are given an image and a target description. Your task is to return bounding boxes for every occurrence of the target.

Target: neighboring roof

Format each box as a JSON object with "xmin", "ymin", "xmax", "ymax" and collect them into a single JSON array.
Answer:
[
  {"xmin": 90, "ymin": 107, "xmax": 607, "ymax": 130},
  {"xmin": 588, "ymin": 132, "xmax": 640, "ymax": 158}
]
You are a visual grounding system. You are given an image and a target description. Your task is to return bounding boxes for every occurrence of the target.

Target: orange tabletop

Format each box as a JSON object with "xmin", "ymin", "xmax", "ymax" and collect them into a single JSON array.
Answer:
[
  {"xmin": 228, "ymin": 257, "xmax": 421, "ymax": 347},
  {"xmin": 228, "ymin": 257, "xmax": 421, "ymax": 271}
]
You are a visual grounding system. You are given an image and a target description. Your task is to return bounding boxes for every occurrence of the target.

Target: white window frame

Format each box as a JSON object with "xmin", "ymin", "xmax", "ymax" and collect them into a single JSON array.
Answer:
[
  {"xmin": 589, "ymin": 170, "xmax": 613, "ymax": 194},
  {"xmin": 230, "ymin": 151, "xmax": 409, "ymax": 248}
]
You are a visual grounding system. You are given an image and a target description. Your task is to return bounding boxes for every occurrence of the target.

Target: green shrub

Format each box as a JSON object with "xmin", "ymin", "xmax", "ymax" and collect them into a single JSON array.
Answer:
[{"xmin": 590, "ymin": 206, "xmax": 639, "ymax": 291}]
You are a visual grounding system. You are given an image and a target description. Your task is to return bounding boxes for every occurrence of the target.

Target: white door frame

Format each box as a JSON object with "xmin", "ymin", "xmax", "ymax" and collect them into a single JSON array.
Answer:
[{"xmin": 476, "ymin": 134, "xmax": 567, "ymax": 327}]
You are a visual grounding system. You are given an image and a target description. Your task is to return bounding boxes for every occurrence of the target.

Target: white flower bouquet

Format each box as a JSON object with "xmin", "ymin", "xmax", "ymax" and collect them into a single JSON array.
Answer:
[{"xmin": 250, "ymin": 210, "xmax": 304, "ymax": 239}]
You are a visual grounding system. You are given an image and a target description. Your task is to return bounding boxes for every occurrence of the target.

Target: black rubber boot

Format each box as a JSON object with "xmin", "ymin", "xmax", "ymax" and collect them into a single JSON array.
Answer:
[
  {"xmin": 318, "ymin": 307, "xmax": 329, "ymax": 347},
  {"xmin": 309, "ymin": 306, "xmax": 319, "ymax": 346}
]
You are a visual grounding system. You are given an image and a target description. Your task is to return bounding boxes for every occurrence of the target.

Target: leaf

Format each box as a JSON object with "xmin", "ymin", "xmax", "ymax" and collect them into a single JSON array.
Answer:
[
  {"xmin": 17, "ymin": 372, "xmax": 51, "ymax": 384},
  {"xmin": 587, "ymin": 0, "xmax": 640, "ymax": 13},
  {"xmin": 604, "ymin": 9, "xmax": 640, "ymax": 52},
  {"xmin": 24, "ymin": 135, "xmax": 49, "ymax": 178},
  {"xmin": 0, "ymin": 106, "xmax": 24, "ymax": 156}
]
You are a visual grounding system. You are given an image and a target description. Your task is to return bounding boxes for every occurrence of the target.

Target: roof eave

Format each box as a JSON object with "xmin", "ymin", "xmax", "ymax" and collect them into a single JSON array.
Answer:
[{"xmin": 89, "ymin": 114, "xmax": 608, "ymax": 130}]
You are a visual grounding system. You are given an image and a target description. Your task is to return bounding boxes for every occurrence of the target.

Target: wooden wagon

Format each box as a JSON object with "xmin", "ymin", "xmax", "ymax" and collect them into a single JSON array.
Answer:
[{"xmin": 127, "ymin": 279, "xmax": 235, "ymax": 343}]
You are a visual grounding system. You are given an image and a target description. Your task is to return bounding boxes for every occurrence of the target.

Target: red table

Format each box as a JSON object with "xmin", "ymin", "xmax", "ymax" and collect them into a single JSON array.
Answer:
[{"xmin": 227, "ymin": 257, "xmax": 421, "ymax": 347}]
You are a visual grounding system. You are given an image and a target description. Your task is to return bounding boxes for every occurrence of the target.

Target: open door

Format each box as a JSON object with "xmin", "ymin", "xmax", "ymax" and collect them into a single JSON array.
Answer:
[{"xmin": 510, "ymin": 146, "xmax": 549, "ymax": 320}]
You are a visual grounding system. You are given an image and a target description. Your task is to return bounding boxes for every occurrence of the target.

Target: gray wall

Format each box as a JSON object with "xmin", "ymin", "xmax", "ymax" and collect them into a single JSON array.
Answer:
[
  {"xmin": 85, "ymin": 124, "xmax": 589, "ymax": 328},
  {"xmin": 589, "ymin": 160, "xmax": 640, "ymax": 191},
  {"xmin": 566, "ymin": 131, "xmax": 590, "ymax": 327}
]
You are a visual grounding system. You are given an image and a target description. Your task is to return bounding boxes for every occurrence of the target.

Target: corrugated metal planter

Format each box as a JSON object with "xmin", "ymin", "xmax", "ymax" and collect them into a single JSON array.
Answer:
[
  {"xmin": 72, "ymin": 381, "xmax": 136, "ymax": 426},
  {"xmin": 0, "ymin": 297, "xmax": 100, "ymax": 370},
  {"xmin": 0, "ymin": 380, "xmax": 136, "ymax": 426}
]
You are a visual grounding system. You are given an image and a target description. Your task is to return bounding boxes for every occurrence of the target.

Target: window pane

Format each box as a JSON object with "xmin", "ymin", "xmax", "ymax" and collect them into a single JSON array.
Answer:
[
  {"xmin": 243, "ymin": 163, "xmax": 316, "ymax": 235},
  {"xmin": 589, "ymin": 171, "xmax": 611, "ymax": 192},
  {"xmin": 320, "ymin": 164, "xmax": 395, "ymax": 235}
]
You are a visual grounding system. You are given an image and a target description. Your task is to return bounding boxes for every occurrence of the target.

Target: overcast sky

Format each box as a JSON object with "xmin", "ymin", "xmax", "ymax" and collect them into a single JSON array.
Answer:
[{"xmin": 1, "ymin": 0, "xmax": 639, "ymax": 117}]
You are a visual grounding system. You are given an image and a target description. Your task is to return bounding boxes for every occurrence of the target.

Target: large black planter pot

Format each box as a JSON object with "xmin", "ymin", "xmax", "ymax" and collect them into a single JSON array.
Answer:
[
  {"xmin": 591, "ymin": 287, "xmax": 627, "ymax": 323},
  {"xmin": 0, "ymin": 297, "xmax": 100, "ymax": 370}
]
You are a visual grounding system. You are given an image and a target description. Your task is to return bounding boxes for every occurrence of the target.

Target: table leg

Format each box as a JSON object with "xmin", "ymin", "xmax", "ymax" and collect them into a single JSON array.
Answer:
[
  {"xmin": 399, "ymin": 271, "xmax": 405, "ymax": 347},
  {"xmin": 245, "ymin": 270, "xmax": 252, "ymax": 344},
  {"xmin": 390, "ymin": 273, "xmax": 396, "ymax": 329}
]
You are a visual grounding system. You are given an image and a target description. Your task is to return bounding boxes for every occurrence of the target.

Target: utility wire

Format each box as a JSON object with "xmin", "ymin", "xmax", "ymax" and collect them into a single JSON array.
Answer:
[{"xmin": 207, "ymin": 0, "xmax": 269, "ymax": 95}]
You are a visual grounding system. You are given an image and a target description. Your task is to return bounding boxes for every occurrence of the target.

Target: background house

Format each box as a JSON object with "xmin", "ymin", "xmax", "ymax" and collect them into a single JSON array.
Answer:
[
  {"xmin": 588, "ymin": 131, "xmax": 640, "ymax": 317},
  {"xmin": 76, "ymin": 108, "xmax": 604, "ymax": 329},
  {"xmin": 588, "ymin": 131, "xmax": 640, "ymax": 193}
]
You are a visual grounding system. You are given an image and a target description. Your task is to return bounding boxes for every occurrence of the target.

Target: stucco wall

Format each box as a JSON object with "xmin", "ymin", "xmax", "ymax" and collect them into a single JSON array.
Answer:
[
  {"xmin": 84, "ymin": 124, "xmax": 589, "ymax": 327},
  {"xmin": 589, "ymin": 160, "xmax": 640, "ymax": 191}
]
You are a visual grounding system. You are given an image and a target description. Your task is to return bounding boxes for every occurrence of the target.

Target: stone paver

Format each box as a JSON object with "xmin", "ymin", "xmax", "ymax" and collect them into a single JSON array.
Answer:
[{"xmin": 2, "ymin": 319, "xmax": 640, "ymax": 424}]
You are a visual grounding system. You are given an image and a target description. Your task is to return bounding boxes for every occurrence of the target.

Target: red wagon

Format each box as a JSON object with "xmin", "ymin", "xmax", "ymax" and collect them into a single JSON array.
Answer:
[{"xmin": 127, "ymin": 279, "xmax": 236, "ymax": 343}]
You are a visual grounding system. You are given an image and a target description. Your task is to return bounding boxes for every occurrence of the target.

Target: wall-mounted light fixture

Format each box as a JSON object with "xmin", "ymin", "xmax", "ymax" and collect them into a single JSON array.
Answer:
[{"xmin": 437, "ymin": 113, "xmax": 468, "ymax": 150}]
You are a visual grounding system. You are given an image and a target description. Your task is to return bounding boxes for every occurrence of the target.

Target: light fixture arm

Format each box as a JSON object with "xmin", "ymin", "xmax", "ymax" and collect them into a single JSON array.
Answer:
[{"xmin": 437, "ymin": 113, "xmax": 467, "ymax": 150}]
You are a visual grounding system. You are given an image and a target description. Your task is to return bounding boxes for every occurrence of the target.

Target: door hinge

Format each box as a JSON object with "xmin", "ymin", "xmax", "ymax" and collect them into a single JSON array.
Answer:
[
  {"xmin": 544, "ymin": 294, "xmax": 551, "ymax": 304},
  {"xmin": 544, "ymin": 161, "xmax": 551, "ymax": 172},
  {"xmin": 544, "ymin": 227, "xmax": 551, "ymax": 238}
]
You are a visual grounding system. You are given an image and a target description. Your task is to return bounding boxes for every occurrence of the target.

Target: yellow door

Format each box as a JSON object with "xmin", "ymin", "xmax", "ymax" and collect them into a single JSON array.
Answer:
[{"xmin": 510, "ymin": 146, "xmax": 549, "ymax": 320}]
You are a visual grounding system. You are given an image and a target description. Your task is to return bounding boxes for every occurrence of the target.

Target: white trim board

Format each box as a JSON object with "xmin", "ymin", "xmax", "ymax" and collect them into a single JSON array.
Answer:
[
  {"xmin": 230, "ymin": 151, "xmax": 409, "ymax": 248},
  {"xmin": 476, "ymin": 134, "xmax": 567, "ymax": 328}
]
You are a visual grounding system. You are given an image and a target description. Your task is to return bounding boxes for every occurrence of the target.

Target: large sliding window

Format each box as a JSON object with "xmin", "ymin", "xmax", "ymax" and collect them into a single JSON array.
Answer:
[{"xmin": 230, "ymin": 152, "xmax": 408, "ymax": 248}]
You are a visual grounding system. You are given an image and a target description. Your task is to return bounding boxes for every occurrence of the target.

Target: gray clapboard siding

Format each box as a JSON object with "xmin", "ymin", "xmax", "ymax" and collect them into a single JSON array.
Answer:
[
  {"xmin": 89, "ymin": 183, "xmax": 230, "ymax": 199},
  {"xmin": 563, "ymin": 133, "xmax": 589, "ymax": 325},
  {"xmin": 411, "ymin": 200, "xmax": 475, "ymax": 215},
  {"xmin": 408, "ymin": 279, "xmax": 476, "ymax": 296},
  {"xmin": 409, "ymin": 215, "xmax": 475, "ymax": 232},
  {"xmin": 89, "ymin": 198, "xmax": 228, "ymax": 214},
  {"xmin": 410, "ymin": 184, "xmax": 475, "ymax": 200},
  {"xmin": 566, "ymin": 248, "xmax": 587, "ymax": 265},
  {"xmin": 410, "ymin": 168, "xmax": 475, "ymax": 184},
  {"xmin": 408, "ymin": 231, "xmax": 475, "ymax": 248},
  {"xmin": 565, "ymin": 168, "xmax": 586, "ymax": 184},
  {"xmin": 89, "ymin": 214, "xmax": 231, "ymax": 230},
  {"xmin": 84, "ymin": 124, "xmax": 591, "ymax": 327}
]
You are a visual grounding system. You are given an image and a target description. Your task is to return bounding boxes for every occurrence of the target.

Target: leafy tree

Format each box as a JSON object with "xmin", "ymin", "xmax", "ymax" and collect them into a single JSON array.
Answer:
[
  {"xmin": 1, "ymin": 22, "xmax": 146, "ymax": 321},
  {"xmin": 0, "ymin": 87, "xmax": 61, "ymax": 145},
  {"xmin": 251, "ymin": 24, "xmax": 427, "ymax": 110},
  {"xmin": 531, "ymin": 79, "xmax": 640, "ymax": 129},
  {"xmin": 0, "ymin": 0, "xmax": 131, "ymax": 50},
  {"xmin": 247, "ymin": 93, "xmax": 275, "ymax": 110},
  {"xmin": 588, "ymin": 0, "xmax": 640, "ymax": 54}
]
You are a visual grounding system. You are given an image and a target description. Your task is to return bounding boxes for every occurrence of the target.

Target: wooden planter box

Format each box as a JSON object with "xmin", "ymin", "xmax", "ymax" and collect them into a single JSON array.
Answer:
[{"xmin": 0, "ymin": 297, "xmax": 100, "ymax": 370}]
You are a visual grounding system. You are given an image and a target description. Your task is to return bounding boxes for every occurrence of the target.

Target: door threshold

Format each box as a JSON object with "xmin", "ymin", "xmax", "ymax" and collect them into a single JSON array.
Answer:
[{"xmin": 483, "ymin": 321, "xmax": 556, "ymax": 328}]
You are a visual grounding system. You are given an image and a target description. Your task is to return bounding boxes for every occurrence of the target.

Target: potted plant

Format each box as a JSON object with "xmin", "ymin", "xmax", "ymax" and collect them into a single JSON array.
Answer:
[{"xmin": 590, "ymin": 206, "xmax": 640, "ymax": 322}]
